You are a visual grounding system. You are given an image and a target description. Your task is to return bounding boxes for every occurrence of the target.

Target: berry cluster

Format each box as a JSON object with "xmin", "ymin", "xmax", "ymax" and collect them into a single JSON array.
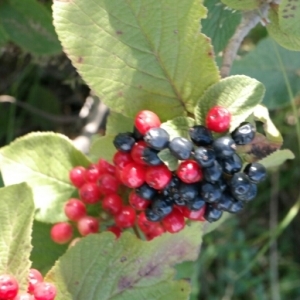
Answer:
[
  {"xmin": 51, "ymin": 106, "xmax": 267, "ymax": 243},
  {"xmin": 0, "ymin": 270, "xmax": 56, "ymax": 300}
]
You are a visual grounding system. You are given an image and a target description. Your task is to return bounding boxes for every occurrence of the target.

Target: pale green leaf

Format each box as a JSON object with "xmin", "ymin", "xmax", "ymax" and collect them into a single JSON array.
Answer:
[
  {"xmin": 161, "ymin": 117, "xmax": 195, "ymax": 140},
  {"xmin": 0, "ymin": 0, "xmax": 61, "ymax": 55},
  {"xmin": 46, "ymin": 223, "xmax": 203, "ymax": 300},
  {"xmin": 0, "ymin": 133, "xmax": 91, "ymax": 223},
  {"xmin": 202, "ymin": 0, "xmax": 241, "ymax": 53},
  {"xmin": 106, "ymin": 111, "xmax": 134, "ymax": 136},
  {"xmin": 0, "ymin": 183, "xmax": 34, "ymax": 291},
  {"xmin": 158, "ymin": 149, "xmax": 179, "ymax": 171},
  {"xmin": 221, "ymin": 0, "xmax": 260, "ymax": 10},
  {"xmin": 231, "ymin": 37, "xmax": 300, "ymax": 109},
  {"xmin": 258, "ymin": 149, "xmax": 295, "ymax": 169},
  {"xmin": 194, "ymin": 75, "xmax": 265, "ymax": 131},
  {"xmin": 279, "ymin": 0, "xmax": 300, "ymax": 38},
  {"xmin": 53, "ymin": 0, "xmax": 220, "ymax": 121},
  {"xmin": 0, "ymin": 24, "xmax": 8, "ymax": 47},
  {"xmin": 89, "ymin": 135, "xmax": 116, "ymax": 163},
  {"xmin": 267, "ymin": 7, "xmax": 300, "ymax": 51}
]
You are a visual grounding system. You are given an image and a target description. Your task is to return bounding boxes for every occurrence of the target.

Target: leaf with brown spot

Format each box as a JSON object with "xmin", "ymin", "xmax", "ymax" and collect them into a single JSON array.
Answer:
[{"xmin": 45, "ymin": 223, "xmax": 203, "ymax": 300}]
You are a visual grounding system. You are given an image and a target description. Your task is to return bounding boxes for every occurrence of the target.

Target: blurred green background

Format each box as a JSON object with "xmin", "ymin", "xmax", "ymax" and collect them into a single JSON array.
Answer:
[{"xmin": 0, "ymin": 0, "xmax": 299, "ymax": 299}]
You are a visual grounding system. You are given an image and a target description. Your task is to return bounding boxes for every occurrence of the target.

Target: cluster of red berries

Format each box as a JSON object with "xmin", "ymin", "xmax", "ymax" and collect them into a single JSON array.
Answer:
[
  {"xmin": 0, "ymin": 270, "xmax": 56, "ymax": 300},
  {"xmin": 50, "ymin": 106, "xmax": 267, "ymax": 244}
]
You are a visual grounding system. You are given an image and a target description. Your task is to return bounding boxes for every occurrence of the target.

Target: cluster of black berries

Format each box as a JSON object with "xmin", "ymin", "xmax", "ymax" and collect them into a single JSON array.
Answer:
[{"xmin": 112, "ymin": 108, "xmax": 267, "ymax": 232}]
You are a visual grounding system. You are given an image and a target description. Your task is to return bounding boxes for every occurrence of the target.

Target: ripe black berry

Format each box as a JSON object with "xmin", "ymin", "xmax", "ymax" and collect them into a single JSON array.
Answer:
[
  {"xmin": 238, "ymin": 183, "xmax": 257, "ymax": 202},
  {"xmin": 213, "ymin": 136, "xmax": 236, "ymax": 158},
  {"xmin": 135, "ymin": 183, "xmax": 157, "ymax": 200},
  {"xmin": 219, "ymin": 153, "xmax": 242, "ymax": 175},
  {"xmin": 113, "ymin": 132, "xmax": 135, "ymax": 152},
  {"xmin": 228, "ymin": 200, "xmax": 244, "ymax": 213},
  {"xmin": 142, "ymin": 148, "xmax": 163, "ymax": 166},
  {"xmin": 244, "ymin": 162, "xmax": 266, "ymax": 183},
  {"xmin": 178, "ymin": 182, "xmax": 199, "ymax": 204},
  {"xmin": 144, "ymin": 128, "xmax": 170, "ymax": 150},
  {"xmin": 216, "ymin": 191, "xmax": 235, "ymax": 211},
  {"xmin": 133, "ymin": 126, "xmax": 144, "ymax": 140},
  {"xmin": 168, "ymin": 137, "xmax": 193, "ymax": 160},
  {"xmin": 193, "ymin": 147, "xmax": 216, "ymax": 168},
  {"xmin": 229, "ymin": 172, "xmax": 251, "ymax": 200},
  {"xmin": 189, "ymin": 125, "xmax": 213, "ymax": 146},
  {"xmin": 231, "ymin": 122, "xmax": 255, "ymax": 145},
  {"xmin": 186, "ymin": 195, "xmax": 206, "ymax": 211},
  {"xmin": 203, "ymin": 160, "xmax": 222, "ymax": 183},
  {"xmin": 204, "ymin": 205, "xmax": 223, "ymax": 222},
  {"xmin": 145, "ymin": 208, "xmax": 161, "ymax": 222},
  {"xmin": 200, "ymin": 182, "xmax": 222, "ymax": 203},
  {"xmin": 151, "ymin": 195, "xmax": 173, "ymax": 218}
]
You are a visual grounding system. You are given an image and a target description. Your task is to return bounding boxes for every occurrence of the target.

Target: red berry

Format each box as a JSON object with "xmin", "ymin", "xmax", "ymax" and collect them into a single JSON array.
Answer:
[
  {"xmin": 79, "ymin": 182, "xmax": 101, "ymax": 204},
  {"xmin": 98, "ymin": 173, "xmax": 119, "ymax": 195},
  {"xmin": 121, "ymin": 163, "xmax": 146, "ymax": 188},
  {"xmin": 64, "ymin": 199, "xmax": 86, "ymax": 221},
  {"xmin": 102, "ymin": 194, "xmax": 123, "ymax": 215},
  {"xmin": 134, "ymin": 110, "xmax": 161, "ymax": 135},
  {"xmin": 50, "ymin": 222, "xmax": 73, "ymax": 244},
  {"xmin": 162, "ymin": 208, "xmax": 185, "ymax": 233},
  {"xmin": 130, "ymin": 141, "xmax": 148, "ymax": 166},
  {"xmin": 182, "ymin": 206, "xmax": 206, "ymax": 221},
  {"xmin": 77, "ymin": 216, "xmax": 99, "ymax": 236},
  {"xmin": 206, "ymin": 106, "xmax": 231, "ymax": 133},
  {"xmin": 97, "ymin": 159, "xmax": 115, "ymax": 175},
  {"xmin": 107, "ymin": 226, "xmax": 122, "ymax": 238},
  {"xmin": 0, "ymin": 274, "xmax": 18, "ymax": 300},
  {"xmin": 137, "ymin": 211, "xmax": 158, "ymax": 233},
  {"xmin": 85, "ymin": 164, "xmax": 101, "ymax": 183},
  {"xmin": 129, "ymin": 191, "xmax": 150, "ymax": 211},
  {"xmin": 27, "ymin": 269, "xmax": 43, "ymax": 294},
  {"xmin": 33, "ymin": 282, "xmax": 56, "ymax": 300},
  {"xmin": 13, "ymin": 293, "xmax": 34, "ymax": 300},
  {"xmin": 145, "ymin": 165, "xmax": 172, "ymax": 190},
  {"xmin": 69, "ymin": 166, "xmax": 86, "ymax": 188},
  {"xmin": 114, "ymin": 206, "xmax": 136, "ymax": 228},
  {"xmin": 113, "ymin": 151, "xmax": 133, "ymax": 170},
  {"xmin": 176, "ymin": 160, "xmax": 203, "ymax": 183},
  {"xmin": 145, "ymin": 224, "xmax": 165, "ymax": 240}
]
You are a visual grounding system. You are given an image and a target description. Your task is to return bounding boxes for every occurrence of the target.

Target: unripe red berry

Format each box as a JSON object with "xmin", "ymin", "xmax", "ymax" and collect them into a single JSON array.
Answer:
[
  {"xmin": 176, "ymin": 160, "xmax": 203, "ymax": 183},
  {"xmin": 134, "ymin": 110, "xmax": 161, "ymax": 135},
  {"xmin": 114, "ymin": 206, "xmax": 136, "ymax": 228},
  {"xmin": 98, "ymin": 173, "xmax": 119, "ymax": 195},
  {"xmin": 69, "ymin": 166, "xmax": 86, "ymax": 188},
  {"xmin": 182, "ymin": 206, "xmax": 206, "ymax": 221},
  {"xmin": 130, "ymin": 141, "xmax": 148, "ymax": 166},
  {"xmin": 64, "ymin": 199, "xmax": 86, "ymax": 221},
  {"xmin": 145, "ymin": 165, "xmax": 172, "ymax": 190},
  {"xmin": 27, "ymin": 269, "xmax": 43, "ymax": 294},
  {"xmin": 79, "ymin": 182, "xmax": 101, "ymax": 204},
  {"xmin": 206, "ymin": 106, "xmax": 231, "ymax": 133},
  {"xmin": 0, "ymin": 274, "xmax": 19, "ymax": 299},
  {"xmin": 121, "ymin": 163, "xmax": 146, "ymax": 188},
  {"xmin": 113, "ymin": 151, "xmax": 133, "ymax": 170},
  {"xmin": 129, "ymin": 191, "xmax": 150, "ymax": 210},
  {"xmin": 33, "ymin": 282, "xmax": 56, "ymax": 300},
  {"xmin": 137, "ymin": 211, "xmax": 158, "ymax": 233},
  {"xmin": 97, "ymin": 159, "xmax": 115, "ymax": 175},
  {"xmin": 107, "ymin": 226, "xmax": 122, "ymax": 238},
  {"xmin": 77, "ymin": 216, "xmax": 99, "ymax": 236},
  {"xmin": 145, "ymin": 225, "xmax": 165, "ymax": 240},
  {"xmin": 50, "ymin": 222, "xmax": 73, "ymax": 244},
  {"xmin": 85, "ymin": 164, "xmax": 101, "ymax": 183},
  {"xmin": 102, "ymin": 194, "xmax": 123, "ymax": 215},
  {"xmin": 162, "ymin": 208, "xmax": 185, "ymax": 233}
]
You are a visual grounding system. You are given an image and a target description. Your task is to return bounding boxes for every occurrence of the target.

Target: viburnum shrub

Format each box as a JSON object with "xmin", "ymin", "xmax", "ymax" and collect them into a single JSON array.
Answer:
[{"xmin": 0, "ymin": 0, "xmax": 295, "ymax": 299}]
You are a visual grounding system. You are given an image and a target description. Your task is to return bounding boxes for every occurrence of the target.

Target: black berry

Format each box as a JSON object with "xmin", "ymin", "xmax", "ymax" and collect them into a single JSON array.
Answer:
[
  {"xmin": 200, "ymin": 182, "xmax": 222, "ymax": 203},
  {"xmin": 216, "ymin": 191, "xmax": 235, "ymax": 211},
  {"xmin": 244, "ymin": 162, "xmax": 266, "ymax": 183},
  {"xmin": 135, "ymin": 183, "xmax": 157, "ymax": 200},
  {"xmin": 168, "ymin": 137, "xmax": 193, "ymax": 160},
  {"xmin": 189, "ymin": 125, "xmax": 213, "ymax": 146},
  {"xmin": 113, "ymin": 132, "xmax": 135, "ymax": 152},
  {"xmin": 228, "ymin": 200, "xmax": 244, "ymax": 214},
  {"xmin": 203, "ymin": 160, "xmax": 222, "ymax": 183},
  {"xmin": 229, "ymin": 172, "xmax": 251, "ymax": 200},
  {"xmin": 204, "ymin": 205, "xmax": 223, "ymax": 222},
  {"xmin": 213, "ymin": 136, "xmax": 236, "ymax": 158},
  {"xmin": 133, "ymin": 126, "xmax": 144, "ymax": 140},
  {"xmin": 151, "ymin": 195, "xmax": 173, "ymax": 218},
  {"xmin": 193, "ymin": 147, "xmax": 216, "ymax": 168},
  {"xmin": 231, "ymin": 122, "xmax": 255, "ymax": 145},
  {"xmin": 145, "ymin": 208, "xmax": 161, "ymax": 222},
  {"xmin": 178, "ymin": 182, "xmax": 199, "ymax": 204},
  {"xmin": 142, "ymin": 147, "xmax": 163, "ymax": 166},
  {"xmin": 186, "ymin": 195, "xmax": 206, "ymax": 211},
  {"xmin": 144, "ymin": 128, "xmax": 170, "ymax": 150},
  {"xmin": 219, "ymin": 153, "xmax": 242, "ymax": 175}
]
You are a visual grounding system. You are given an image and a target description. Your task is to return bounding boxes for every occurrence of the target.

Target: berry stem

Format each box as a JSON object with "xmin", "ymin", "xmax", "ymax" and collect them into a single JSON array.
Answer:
[{"xmin": 132, "ymin": 225, "xmax": 143, "ymax": 240}]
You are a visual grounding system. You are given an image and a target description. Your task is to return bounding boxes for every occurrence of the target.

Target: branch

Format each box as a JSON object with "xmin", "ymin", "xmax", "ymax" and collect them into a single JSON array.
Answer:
[{"xmin": 220, "ymin": 2, "xmax": 272, "ymax": 78}]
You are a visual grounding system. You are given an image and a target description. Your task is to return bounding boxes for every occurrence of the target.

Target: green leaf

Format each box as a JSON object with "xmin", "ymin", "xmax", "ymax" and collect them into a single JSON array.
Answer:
[
  {"xmin": 106, "ymin": 111, "xmax": 134, "ymax": 136},
  {"xmin": 53, "ymin": 0, "xmax": 220, "ymax": 121},
  {"xmin": 30, "ymin": 221, "xmax": 68, "ymax": 275},
  {"xmin": 46, "ymin": 223, "xmax": 203, "ymax": 300},
  {"xmin": 267, "ymin": 7, "xmax": 300, "ymax": 51},
  {"xmin": 0, "ymin": 183, "xmax": 34, "ymax": 291},
  {"xmin": 231, "ymin": 37, "xmax": 300, "ymax": 109},
  {"xmin": 279, "ymin": 0, "xmax": 300, "ymax": 38},
  {"xmin": 161, "ymin": 117, "xmax": 195, "ymax": 140},
  {"xmin": 194, "ymin": 75, "xmax": 265, "ymax": 131},
  {"xmin": 221, "ymin": 0, "xmax": 260, "ymax": 10},
  {"xmin": 0, "ymin": 24, "xmax": 8, "ymax": 47},
  {"xmin": 202, "ymin": 0, "xmax": 241, "ymax": 53},
  {"xmin": 89, "ymin": 135, "xmax": 116, "ymax": 163},
  {"xmin": 0, "ymin": 132, "xmax": 91, "ymax": 223},
  {"xmin": 258, "ymin": 149, "xmax": 295, "ymax": 169},
  {"xmin": 158, "ymin": 149, "xmax": 179, "ymax": 171},
  {"xmin": 0, "ymin": 0, "xmax": 62, "ymax": 55}
]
